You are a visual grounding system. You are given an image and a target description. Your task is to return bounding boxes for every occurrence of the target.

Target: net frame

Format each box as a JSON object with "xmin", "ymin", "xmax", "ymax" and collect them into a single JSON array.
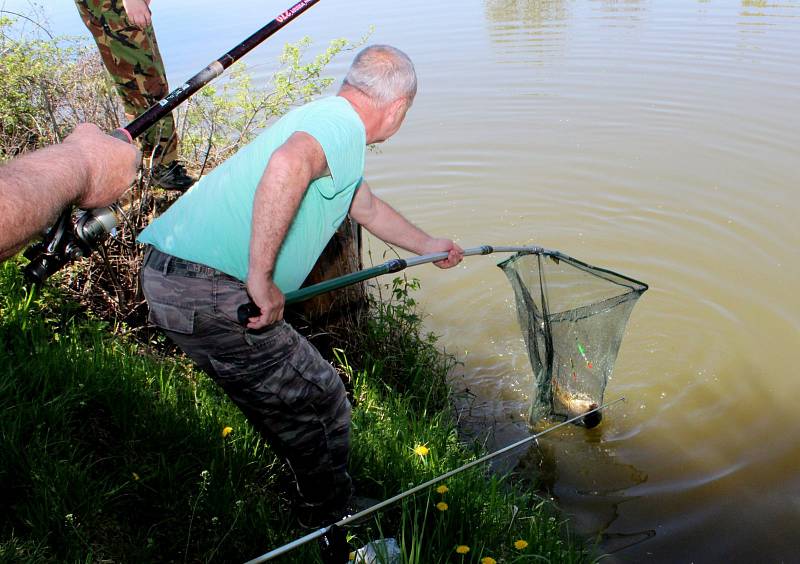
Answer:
[{"xmin": 498, "ymin": 250, "xmax": 648, "ymax": 424}]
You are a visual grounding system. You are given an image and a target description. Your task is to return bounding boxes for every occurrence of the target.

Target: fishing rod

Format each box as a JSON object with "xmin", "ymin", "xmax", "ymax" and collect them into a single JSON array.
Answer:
[
  {"xmin": 23, "ymin": 0, "xmax": 322, "ymax": 285},
  {"xmin": 244, "ymin": 397, "xmax": 626, "ymax": 564},
  {"xmin": 237, "ymin": 244, "xmax": 552, "ymax": 324}
]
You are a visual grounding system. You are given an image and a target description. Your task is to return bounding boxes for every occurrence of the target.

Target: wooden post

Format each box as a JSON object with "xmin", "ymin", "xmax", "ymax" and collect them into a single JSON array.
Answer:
[{"xmin": 285, "ymin": 216, "xmax": 366, "ymax": 354}]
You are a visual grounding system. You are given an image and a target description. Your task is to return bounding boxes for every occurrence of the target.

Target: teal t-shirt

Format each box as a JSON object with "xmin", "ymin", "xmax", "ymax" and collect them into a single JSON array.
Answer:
[{"xmin": 138, "ymin": 96, "xmax": 366, "ymax": 291}]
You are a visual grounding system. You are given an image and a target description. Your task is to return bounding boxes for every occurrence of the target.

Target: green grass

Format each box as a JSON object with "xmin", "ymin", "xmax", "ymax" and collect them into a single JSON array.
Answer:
[{"xmin": 0, "ymin": 261, "xmax": 588, "ymax": 563}]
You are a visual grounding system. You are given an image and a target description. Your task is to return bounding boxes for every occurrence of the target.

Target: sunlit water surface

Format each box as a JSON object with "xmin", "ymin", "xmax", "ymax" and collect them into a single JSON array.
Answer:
[{"xmin": 16, "ymin": 0, "xmax": 800, "ymax": 560}]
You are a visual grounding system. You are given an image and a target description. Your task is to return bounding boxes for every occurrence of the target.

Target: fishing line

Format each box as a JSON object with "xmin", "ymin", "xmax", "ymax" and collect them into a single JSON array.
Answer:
[{"xmin": 244, "ymin": 397, "xmax": 626, "ymax": 564}]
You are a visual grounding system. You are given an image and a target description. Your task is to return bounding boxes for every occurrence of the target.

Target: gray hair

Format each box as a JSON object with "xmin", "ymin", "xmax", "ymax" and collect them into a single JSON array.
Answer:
[{"xmin": 343, "ymin": 45, "xmax": 417, "ymax": 106}]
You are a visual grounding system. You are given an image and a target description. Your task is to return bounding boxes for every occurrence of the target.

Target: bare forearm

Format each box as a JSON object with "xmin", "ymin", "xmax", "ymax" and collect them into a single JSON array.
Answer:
[
  {"xmin": 248, "ymin": 158, "xmax": 309, "ymax": 280},
  {"xmin": 361, "ymin": 197, "xmax": 432, "ymax": 254},
  {"xmin": 350, "ymin": 182, "xmax": 464, "ymax": 269},
  {"xmin": 243, "ymin": 131, "xmax": 328, "ymax": 329},
  {"xmin": 0, "ymin": 145, "xmax": 91, "ymax": 260},
  {"xmin": 0, "ymin": 124, "xmax": 138, "ymax": 262}
]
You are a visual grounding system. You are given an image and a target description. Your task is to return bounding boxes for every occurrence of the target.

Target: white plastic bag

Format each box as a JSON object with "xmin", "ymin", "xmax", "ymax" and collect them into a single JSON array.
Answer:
[{"xmin": 352, "ymin": 538, "xmax": 400, "ymax": 564}]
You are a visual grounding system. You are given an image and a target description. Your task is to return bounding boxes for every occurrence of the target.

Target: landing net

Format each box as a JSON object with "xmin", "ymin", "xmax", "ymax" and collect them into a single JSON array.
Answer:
[{"xmin": 498, "ymin": 251, "xmax": 647, "ymax": 426}]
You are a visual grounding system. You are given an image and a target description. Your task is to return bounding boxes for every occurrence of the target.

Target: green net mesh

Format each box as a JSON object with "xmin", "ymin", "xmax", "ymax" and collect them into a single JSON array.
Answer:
[{"xmin": 498, "ymin": 251, "xmax": 648, "ymax": 427}]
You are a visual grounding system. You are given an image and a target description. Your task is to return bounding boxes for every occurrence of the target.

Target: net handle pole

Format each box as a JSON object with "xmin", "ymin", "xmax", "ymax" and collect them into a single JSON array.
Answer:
[
  {"xmin": 237, "ymin": 244, "xmax": 550, "ymax": 323},
  {"xmin": 295, "ymin": 245, "xmax": 550, "ymax": 298},
  {"xmin": 402, "ymin": 245, "xmax": 545, "ymax": 268},
  {"xmin": 294, "ymin": 245, "xmax": 547, "ymax": 298},
  {"xmin": 243, "ymin": 398, "xmax": 626, "ymax": 563}
]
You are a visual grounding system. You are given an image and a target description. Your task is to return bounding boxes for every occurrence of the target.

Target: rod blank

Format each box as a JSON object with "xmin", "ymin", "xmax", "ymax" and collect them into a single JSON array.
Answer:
[{"xmin": 126, "ymin": 0, "xmax": 321, "ymax": 139}]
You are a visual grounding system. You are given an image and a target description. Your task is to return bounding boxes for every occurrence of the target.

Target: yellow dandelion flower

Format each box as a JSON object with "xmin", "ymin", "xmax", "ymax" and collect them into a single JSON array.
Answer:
[
  {"xmin": 480, "ymin": 558, "xmax": 497, "ymax": 564},
  {"xmin": 514, "ymin": 539, "xmax": 529, "ymax": 550},
  {"xmin": 455, "ymin": 545, "xmax": 470, "ymax": 554},
  {"xmin": 349, "ymin": 551, "xmax": 355, "ymax": 561},
  {"xmin": 221, "ymin": 426, "xmax": 233, "ymax": 438},
  {"xmin": 436, "ymin": 484, "xmax": 449, "ymax": 494},
  {"xmin": 412, "ymin": 444, "xmax": 429, "ymax": 456},
  {"xmin": 132, "ymin": 472, "xmax": 140, "ymax": 481},
  {"xmin": 436, "ymin": 501, "xmax": 448, "ymax": 511}
]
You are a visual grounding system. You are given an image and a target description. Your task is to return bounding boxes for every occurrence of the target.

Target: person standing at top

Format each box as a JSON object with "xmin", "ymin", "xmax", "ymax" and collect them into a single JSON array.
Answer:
[{"xmin": 75, "ymin": 0, "xmax": 195, "ymax": 191}]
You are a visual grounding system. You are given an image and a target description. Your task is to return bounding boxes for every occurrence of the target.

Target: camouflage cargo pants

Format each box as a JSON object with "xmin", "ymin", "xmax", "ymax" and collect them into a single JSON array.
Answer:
[
  {"xmin": 75, "ymin": 0, "xmax": 178, "ymax": 165},
  {"xmin": 140, "ymin": 247, "xmax": 353, "ymax": 518}
]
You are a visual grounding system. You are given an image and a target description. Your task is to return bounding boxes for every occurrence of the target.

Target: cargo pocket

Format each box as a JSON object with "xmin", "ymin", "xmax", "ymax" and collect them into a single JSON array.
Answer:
[
  {"xmin": 212, "ymin": 275, "xmax": 251, "ymax": 326},
  {"xmin": 209, "ymin": 353, "xmax": 327, "ymax": 414},
  {"xmin": 148, "ymin": 301, "xmax": 195, "ymax": 335},
  {"xmin": 280, "ymin": 342, "xmax": 339, "ymax": 411},
  {"xmin": 275, "ymin": 361, "xmax": 328, "ymax": 412},
  {"xmin": 207, "ymin": 356, "xmax": 279, "ymax": 403}
]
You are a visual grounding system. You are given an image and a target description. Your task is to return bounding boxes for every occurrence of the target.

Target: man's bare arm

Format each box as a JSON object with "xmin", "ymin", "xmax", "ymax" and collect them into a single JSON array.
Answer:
[
  {"xmin": 349, "ymin": 180, "xmax": 463, "ymax": 268},
  {"xmin": 245, "ymin": 131, "xmax": 329, "ymax": 329},
  {"xmin": 0, "ymin": 124, "xmax": 139, "ymax": 261}
]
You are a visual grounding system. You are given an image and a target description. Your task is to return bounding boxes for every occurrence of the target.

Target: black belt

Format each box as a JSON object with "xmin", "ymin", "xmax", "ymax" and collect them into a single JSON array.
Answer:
[{"xmin": 143, "ymin": 247, "xmax": 225, "ymax": 279}]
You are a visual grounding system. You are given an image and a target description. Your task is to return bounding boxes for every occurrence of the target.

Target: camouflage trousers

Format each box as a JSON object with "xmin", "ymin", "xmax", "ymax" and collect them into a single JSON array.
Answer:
[
  {"xmin": 75, "ymin": 0, "xmax": 178, "ymax": 165},
  {"xmin": 140, "ymin": 247, "xmax": 353, "ymax": 517}
]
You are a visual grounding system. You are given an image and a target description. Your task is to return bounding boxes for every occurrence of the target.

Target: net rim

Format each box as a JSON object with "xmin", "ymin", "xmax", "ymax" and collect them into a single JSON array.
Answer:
[{"xmin": 497, "ymin": 250, "xmax": 649, "ymax": 293}]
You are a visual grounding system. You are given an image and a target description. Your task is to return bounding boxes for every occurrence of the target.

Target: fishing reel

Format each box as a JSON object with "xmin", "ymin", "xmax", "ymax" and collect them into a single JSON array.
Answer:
[{"xmin": 23, "ymin": 205, "xmax": 119, "ymax": 284}]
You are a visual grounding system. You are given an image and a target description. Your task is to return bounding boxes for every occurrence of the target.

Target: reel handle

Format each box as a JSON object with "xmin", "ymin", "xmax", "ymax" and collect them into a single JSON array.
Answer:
[{"xmin": 237, "ymin": 302, "xmax": 261, "ymax": 325}]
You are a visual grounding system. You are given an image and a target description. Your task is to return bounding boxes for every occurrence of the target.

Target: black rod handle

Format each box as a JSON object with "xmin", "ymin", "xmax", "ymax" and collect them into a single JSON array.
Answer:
[
  {"xmin": 109, "ymin": 128, "xmax": 133, "ymax": 143},
  {"xmin": 237, "ymin": 302, "xmax": 262, "ymax": 325}
]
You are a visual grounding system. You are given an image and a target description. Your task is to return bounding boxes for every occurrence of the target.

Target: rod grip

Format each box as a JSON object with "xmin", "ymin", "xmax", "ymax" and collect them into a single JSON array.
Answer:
[
  {"xmin": 237, "ymin": 302, "xmax": 261, "ymax": 325},
  {"xmin": 110, "ymin": 128, "xmax": 133, "ymax": 144}
]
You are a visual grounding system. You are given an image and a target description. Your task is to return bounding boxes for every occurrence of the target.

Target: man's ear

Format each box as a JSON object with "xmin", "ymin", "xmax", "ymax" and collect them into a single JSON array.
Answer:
[{"xmin": 389, "ymin": 97, "xmax": 407, "ymax": 121}]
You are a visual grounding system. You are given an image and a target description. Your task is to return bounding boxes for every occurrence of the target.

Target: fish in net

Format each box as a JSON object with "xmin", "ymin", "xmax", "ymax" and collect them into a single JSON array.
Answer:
[{"xmin": 498, "ymin": 251, "xmax": 648, "ymax": 428}]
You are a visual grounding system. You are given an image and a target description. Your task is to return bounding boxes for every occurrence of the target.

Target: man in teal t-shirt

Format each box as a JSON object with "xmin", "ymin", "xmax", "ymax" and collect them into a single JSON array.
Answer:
[
  {"xmin": 138, "ymin": 94, "xmax": 366, "ymax": 290},
  {"xmin": 139, "ymin": 45, "xmax": 463, "ymax": 527}
]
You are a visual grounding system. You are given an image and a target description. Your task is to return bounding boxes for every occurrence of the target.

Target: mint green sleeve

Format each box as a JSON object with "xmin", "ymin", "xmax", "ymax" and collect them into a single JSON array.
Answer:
[{"xmin": 297, "ymin": 109, "xmax": 363, "ymax": 198}]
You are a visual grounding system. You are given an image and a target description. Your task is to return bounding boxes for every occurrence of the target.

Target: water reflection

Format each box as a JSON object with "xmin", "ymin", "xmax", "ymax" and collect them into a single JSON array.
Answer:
[
  {"xmin": 454, "ymin": 392, "xmax": 654, "ymax": 556},
  {"xmin": 592, "ymin": 0, "xmax": 644, "ymax": 14},
  {"xmin": 739, "ymin": 0, "xmax": 800, "ymax": 34},
  {"xmin": 484, "ymin": 0, "xmax": 569, "ymax": 25},
  {"xmin": 483, "ymin": 0, "xmax": 569, "ymax": 66},
  {"xmin": 740, "ymin": 0, "xmax": 800, "ymax": 12},
  {"xmin": 516, "ymin": 424, "xmax": 653, "ymax": 555}
]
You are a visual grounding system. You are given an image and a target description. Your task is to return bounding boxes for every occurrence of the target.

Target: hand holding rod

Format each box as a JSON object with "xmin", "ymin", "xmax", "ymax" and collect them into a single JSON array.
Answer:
[
  {"xmin": 237, "ymin": 245, "xmax": 549, "ymax": 324},
  {"xmin": 23, "ymin": 0, "xmax": 322, "ymax": 284}
]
